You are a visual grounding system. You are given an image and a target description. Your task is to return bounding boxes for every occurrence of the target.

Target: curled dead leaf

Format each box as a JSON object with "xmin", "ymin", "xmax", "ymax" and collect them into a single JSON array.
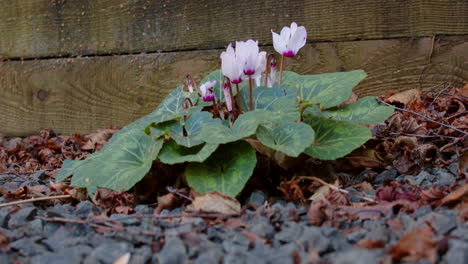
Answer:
[
  {"xmin": 357, "ymin": 239, "xmax": 385, "ymax": 249},
  {"xmin": 389, "ymin": 226, "xmax": 437, "ymax": 263},
  {"xmin": 0, "ymin": 231, "xmax": 10, "ymax": 252},
  {"xmin": 420, "ymin": 186, "xmax": 446, "ymax": 203},
  {"xmin": 441, "ymin": 184, "xmax": 468, "ymax": 206},
  {"xmin": 186, "ymin": 191, "xmax": 241, "ymax": 215}
]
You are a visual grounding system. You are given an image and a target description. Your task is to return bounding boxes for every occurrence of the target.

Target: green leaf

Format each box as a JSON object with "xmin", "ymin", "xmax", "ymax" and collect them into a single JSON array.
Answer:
[
  {"xmin": 303, "ymin": 116, "xmax": 371, "ymax": 160},
  {"xmin": 304, "ymin": 97, "xmax": 394, "ymax": 124},
  {"xmin": 256, "ymin": 122, "xmax": 315, "ymax": 157},
  {"xmin": 109, "ymin": 86, "xmax": 199, "ymax": 146},
  {"xmin": 185, "ymin": 141, "xmax": 256, "ymax": 197},
  {"xmin": 159, "ymin": 141, "xmax": 219, "ymax": 164},
  {"xmin": 240, "ymin": 85, "xmax": 298, "ymax": 112},
  {"xmin": 199, "ymin": 110, "xmax": 266, "ymax": 144},
  {"xmin": 154, "ymin": 112, "xmax": 220, "ymax": 147},
  {"xmin": 281, "ymin": 70, "xmax": 367, "ymax": 108},
  {"xmin": 69, "ymin": 130, "xmax": 163, "ymax": 196},
  {"xmin": 56, "ymin": 159, "xmax": 85, "ymax": 182}
]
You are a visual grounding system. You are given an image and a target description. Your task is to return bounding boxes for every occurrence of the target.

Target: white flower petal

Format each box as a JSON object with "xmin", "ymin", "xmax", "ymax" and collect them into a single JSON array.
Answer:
[
  {"xmin": 289, "ymin": 26, "xmax": 307, "ymax": 55},
  {"xmin": 272, "ymin": 31, "xmax": 286, "ymax": 54},
  {"xmin": 290, "ymin": 22, "xmax": 298, "ymax": 36}
]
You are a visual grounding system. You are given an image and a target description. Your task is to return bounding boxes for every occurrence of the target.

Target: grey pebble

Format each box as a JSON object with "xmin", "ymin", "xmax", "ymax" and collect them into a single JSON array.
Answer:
[
  {"xmin": 193, "ymin": 248, "xmax": 223, "ymax": 264},
  {"xmin": 325, "ymin": 248, "xmax": 382, "ymax": 264},
  {"xmin": 246, "ymin": 190, "xmax": 267, "ymax": 207},
  {"xmin": 24, "ymin": 219, "xmax": 43, "ymax": 237},
  {"xmin": 134, "ymin": 204, "xmax": 153, "ymax": 215},
  {"xmin": 10, "ymin": 237, "xmax": 46, "ymax": 256},
  {"xmin": 274, "ymin": 222, "xmax": 304, "ymax": 243},
  {"xmin": 130, "ymin": 246, "xmax": 152, "ymax": 264},
  {"xmin": 419, "ymin": 212, "xmax": 457, "ymax": 236},
  {"xmin": 109, "ymin": 213, "xmax": 140, "ymax": 225},
  {"xmin": 443, "ymin": 239, "xmax": 468, "ymax": 264},
  {"xmin": 157, "ymin": 237, "xmax": 187, "ymax": 264},
  {"xmin": 30, "ymin": 245, "xmax": 91, "ymax": 264},
  {"xmin": 84, "ymin": 241, "xmax": 131, "ymax": 264},
  {"xmin": 246, "ymin": 216, "xmax": 275, "ymax": 239},
  {"xmin": 0, "ymin": 207, "xmax": 10, "ymax": 228},
  {"xmin": 298, "ymin": 226, "xmax": 329, "ymax": 253},
  {"xmin": 0, "ymin": 253, "xmax": 12, "ymax": 264},
  {"xmin": 374, "ymin": 168, "xmax": 397, "ymax": 185},
  {"xmin": 8, "ymin": 207, "xmax": 37, "ymax": 229},
  {"xmin": 432, "ymin": 168, "xmax": 456, "ymax": 187},
  {"xmin": 74, "ymin": 200, "xmax": 100, "ymax": 217},
  {"xmin": 46, "ymin": 203, "xmax": 73, "ymax": 217}
]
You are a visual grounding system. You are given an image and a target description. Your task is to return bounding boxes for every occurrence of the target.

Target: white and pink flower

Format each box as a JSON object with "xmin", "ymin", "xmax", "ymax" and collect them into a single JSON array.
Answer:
[
  {"xmin": 199, "ymin": 80, "xmax": 217, "ymax": 102},
  {"xmin": 220, "ymin": 44, "xmax": 244, "ymax": 84},
  {"xmin": 272, "ymin": 22, "xmax": 307, "ymax": 57}
]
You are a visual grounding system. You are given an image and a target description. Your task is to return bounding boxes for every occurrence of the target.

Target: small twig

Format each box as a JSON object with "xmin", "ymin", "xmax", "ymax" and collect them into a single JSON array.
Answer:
[
  {"xmin": 166, "ymin": 186, "xmax": 193, "ymax": 201},
  {"xmin": 1, "ymin": 169, "xmax": 53, "ymax": 175},
  {"xmin": 447, "ymin": 111, "xmax": 468, "ymax": 120},
  {"xmin": 388, "ymin": 132, "xmax": 465, "ymax": 140},
  {"xmin": 377, "ymin": 99, "xmax": 468, "ymax": 135},
  {"xmin": 424, "ymin": 83, "xmax": 451, "ymax": 115},
  {"xmin": 422, "ymin": 89, "xmax": 468, "ymax": 101},
  {"xmin": 38, "ymin": 212, "xmax": 228, "ymax": 225},
  {"xmin": 299, "ymin": 176, "xmax": 375, "ymax": 203},
  {"xmin": 0, "ymin": 195, "xmax": 72, "ymax": 208}
]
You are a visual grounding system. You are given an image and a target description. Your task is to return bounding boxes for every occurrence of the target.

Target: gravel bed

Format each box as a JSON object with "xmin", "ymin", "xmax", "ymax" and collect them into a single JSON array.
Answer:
[{"xmin": 1, "ymin": 166, "xmax": 467, "ymax": 264}]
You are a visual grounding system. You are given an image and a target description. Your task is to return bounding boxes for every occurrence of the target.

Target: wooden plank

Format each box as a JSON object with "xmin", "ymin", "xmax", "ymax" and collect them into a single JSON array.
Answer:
[
  {"xmin": 0, "ymin": 35, "xmax": 466, "ymax": 136},
  {"xmin": 0, "ymin": 0, "xmax": 467, "ymax": 59}
]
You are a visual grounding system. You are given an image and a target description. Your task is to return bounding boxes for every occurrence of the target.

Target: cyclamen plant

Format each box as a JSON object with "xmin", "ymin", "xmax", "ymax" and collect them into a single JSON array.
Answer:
[{"xmin": 57, "ymin": 22, "xmax": 394, "ymax": 198}]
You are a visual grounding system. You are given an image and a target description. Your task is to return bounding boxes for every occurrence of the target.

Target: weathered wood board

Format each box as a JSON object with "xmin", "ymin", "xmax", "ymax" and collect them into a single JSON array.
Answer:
[
  {"xmin": 0, "ymin": 35, "xmax": 466, "ymax": 136},
  {"xmin": 0, "ymin": 0, "xmax": 466, "ymax": 59}
]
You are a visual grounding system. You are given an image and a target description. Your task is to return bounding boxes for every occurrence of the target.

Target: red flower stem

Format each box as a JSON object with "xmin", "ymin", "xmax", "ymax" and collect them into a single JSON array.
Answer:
[
  {"xmin": 212, "ymin": 100, "xmax": 219, "ymax": 117},
  {"xmin": 279, "ymin": 55, "xmax": 284, "ymax": 84},
  {"xmin": 228, "ymin": 82, "xmax": 235, "ymax": 112},
  {"xmin": 236, "ymin": 83, "xmax": 242, "ymax": 113},
  {"xmin": 249, "ymin": 78, "xmax": 253, "ymax": 111},
  {"xmin": 264, "ymin": 55, "xmax": 271, "ymax": 87}
]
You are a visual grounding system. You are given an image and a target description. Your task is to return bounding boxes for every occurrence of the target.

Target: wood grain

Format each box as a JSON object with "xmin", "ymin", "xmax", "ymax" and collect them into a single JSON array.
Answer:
[
  {"xmin": 0, "ymin": 35, "xmax": 466, "ymax": 136},
  {"xmin": 0, "ymin": 0, "xmax": 466, "ymax": 59}
]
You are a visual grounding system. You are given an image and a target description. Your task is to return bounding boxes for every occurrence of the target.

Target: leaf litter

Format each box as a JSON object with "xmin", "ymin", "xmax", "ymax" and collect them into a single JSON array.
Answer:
[{"xmin": 0, "ymin": 85, "xmax": 466, "ymax": 263}]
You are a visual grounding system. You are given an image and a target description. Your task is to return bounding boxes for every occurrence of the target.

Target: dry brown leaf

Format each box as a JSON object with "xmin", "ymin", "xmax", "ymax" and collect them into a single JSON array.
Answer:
[
  {"xmin": 155, "ymin": 190, "xmax": 187, "ymax": 213},
  {"xmin": 81, "ymin": 128, "xmax": 119, "ymax": 152},
  {"xmin": 441, "ymin": 184, "xmax": 468, "ymax": 206},
  {"xmin": 186, "ymin": 191, "xmax": 241, "ymax": 215},
  {"xmin": 357, "ymin": 239, "xmax": 385, "ymax": 249},
  {"xmin": 394, "ymin": 136, "xmax": 418, "ymax": 149},
  {"xmin": 386, "ymin": 89, "xmax": 423, "ymax": 109},
  {"xmin": 308, "ymin": 185, "xmax": 331, "ymax": 202},
  {"xmin": 92, "ymin": 188, "xmax": 135, "ymax": 214},
  {"xmin": 389, "ymin": 226, "xmax": 437, "ymax": 263},
  {"xmin": 324, "ymin": 189, "xmax": 349, "ymax": 206},
  {"xmin": 0, "ymin": 230, "xmax": 10, "ymax": 252},
  {"xmin": 307, "ymin": 200, "xmax": 329, "ymax": 226},
  {"xmin": 459, "ymin": 202, "xmax": 468, "ymax": 222},
  {"xmin": 112, "ymin": 252, "xmax": 130, "ymax": 264},
  {"xmin": 420, "ymin": 186, "xmax": 446, "ymax": 203},
  {"xmin": 278, "ymin": 177, "xmax": 306, "ymax": 204}
]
